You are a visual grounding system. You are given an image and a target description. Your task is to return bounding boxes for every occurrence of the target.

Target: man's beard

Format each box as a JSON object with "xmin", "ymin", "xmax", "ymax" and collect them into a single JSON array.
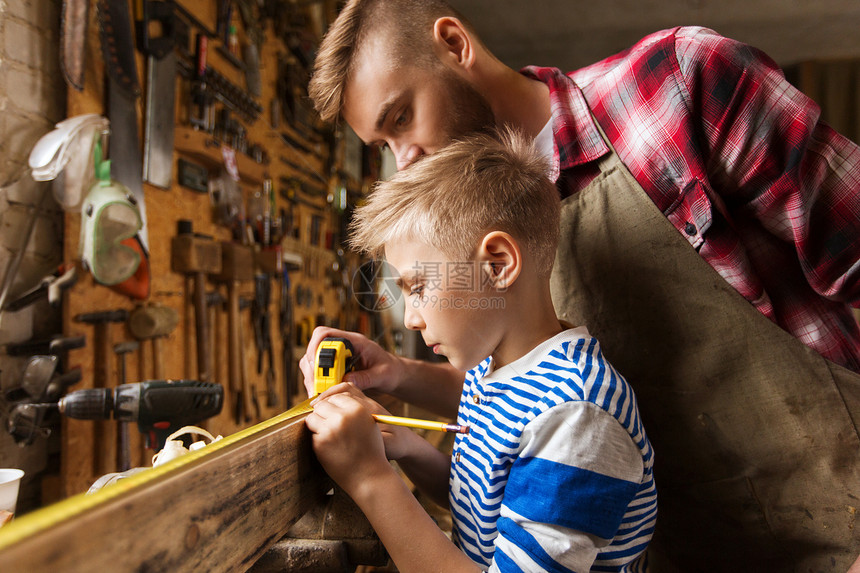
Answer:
[{"xmin": 442, "ymin": 69, "xmax": 496, "ymax": 141}]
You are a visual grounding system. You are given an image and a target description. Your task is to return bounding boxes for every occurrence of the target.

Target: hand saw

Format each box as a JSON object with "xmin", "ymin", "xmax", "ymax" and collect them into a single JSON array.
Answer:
[
  {"xmin": 97, "ymin": 0, "xmax": 149, "ymax": 254},
  {"xmin": 137, "ymin": 0, "xmax": 178, "ymax": 190},
  {"xmin": 97, "ymin": 0, "xmax": 151, "ymax": 300}
]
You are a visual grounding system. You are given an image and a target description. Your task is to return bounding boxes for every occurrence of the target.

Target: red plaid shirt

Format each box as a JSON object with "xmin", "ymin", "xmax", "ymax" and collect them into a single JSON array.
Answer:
[{"xmin": 523, "ymin": 26, "xmax": 860, "ymax": 372}]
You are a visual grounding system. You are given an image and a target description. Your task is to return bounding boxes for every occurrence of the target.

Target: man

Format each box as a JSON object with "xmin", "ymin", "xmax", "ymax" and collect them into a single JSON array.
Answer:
[{"xmin": 304, "ymin": 1, "xmax": 860, "ymax": 569}]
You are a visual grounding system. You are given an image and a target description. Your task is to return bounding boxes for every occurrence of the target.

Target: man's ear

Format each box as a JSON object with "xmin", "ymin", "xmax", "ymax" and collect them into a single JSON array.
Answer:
[
  {"xmin": 432, "ymin": 17, "xmax": 475, "ymax": 71},
  {"xmin": 478, "ymin": 231, "xmax": 521, "ymax": 290}
]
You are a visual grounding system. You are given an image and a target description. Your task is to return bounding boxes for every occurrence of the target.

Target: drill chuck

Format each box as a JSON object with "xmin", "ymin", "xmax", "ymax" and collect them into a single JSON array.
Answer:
[{"xmin": 58, "ymin": 388, "xmax": 114, "ymax": 420}]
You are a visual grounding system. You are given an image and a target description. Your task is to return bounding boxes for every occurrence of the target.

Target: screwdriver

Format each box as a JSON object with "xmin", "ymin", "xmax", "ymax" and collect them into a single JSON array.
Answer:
[{"xmin": 314, "ymin": 337, "xmax": 470, "ymax": 434}]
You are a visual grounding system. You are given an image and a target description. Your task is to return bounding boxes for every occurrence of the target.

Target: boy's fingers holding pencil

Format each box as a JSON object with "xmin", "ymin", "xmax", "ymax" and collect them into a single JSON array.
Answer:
[{"xmin": 314, "ymin": 385, "xmax": 469, "ymax": 434}]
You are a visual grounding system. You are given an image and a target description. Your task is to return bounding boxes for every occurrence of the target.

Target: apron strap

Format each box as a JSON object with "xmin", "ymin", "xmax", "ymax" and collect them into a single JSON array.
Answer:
[{"xmin": 551, "ymin": 117, "xmax": 860, "ymax": 571}]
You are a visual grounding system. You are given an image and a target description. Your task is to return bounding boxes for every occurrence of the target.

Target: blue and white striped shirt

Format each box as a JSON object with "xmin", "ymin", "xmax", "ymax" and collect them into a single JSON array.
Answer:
[{"xmin": 449, "ymin": 328, "xmax": 657, "ymax": 572}]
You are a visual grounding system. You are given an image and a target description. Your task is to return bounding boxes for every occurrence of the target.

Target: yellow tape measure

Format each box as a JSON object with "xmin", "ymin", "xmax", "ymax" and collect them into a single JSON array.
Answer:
[{"xmin": 313, "ymin": 337, "xmax": 355, "ymax": 395}]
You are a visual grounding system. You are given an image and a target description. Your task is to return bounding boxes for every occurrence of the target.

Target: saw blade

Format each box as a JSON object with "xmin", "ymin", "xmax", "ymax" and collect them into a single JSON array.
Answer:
[
  {"xmin": 143, "ymin": 51, "xmax": 177, "ymax": 189},
  {"xmin": 97, "ymin": 0, "xmax": 140, "ymax": 98},
  {"xmin": 108, "ymin": 77, "xmax": 149, "ymax": 253}
]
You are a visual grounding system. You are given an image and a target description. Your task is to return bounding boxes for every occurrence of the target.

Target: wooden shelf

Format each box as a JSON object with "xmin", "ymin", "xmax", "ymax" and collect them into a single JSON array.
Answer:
[{"xmin": 174, "ymin": 125, "xmax": 269, "ymax": 186}]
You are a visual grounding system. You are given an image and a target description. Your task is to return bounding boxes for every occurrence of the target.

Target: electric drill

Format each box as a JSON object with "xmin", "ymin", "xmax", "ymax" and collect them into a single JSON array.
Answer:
[{"xmin": 58, "ymin": 380, "xmax": 223, "ymax": 449}]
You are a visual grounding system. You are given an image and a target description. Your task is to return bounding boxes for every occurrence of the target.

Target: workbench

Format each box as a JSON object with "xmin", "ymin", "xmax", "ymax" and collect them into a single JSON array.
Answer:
[{"xmin": 0, "ymin": 398, "xmax": 393, "ymax": 572}]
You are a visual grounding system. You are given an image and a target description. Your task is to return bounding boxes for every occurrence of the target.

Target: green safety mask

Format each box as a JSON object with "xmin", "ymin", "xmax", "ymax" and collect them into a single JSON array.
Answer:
[{"xmin": 79, "ymin": 142, "xmax": 142, "ymax": 285}]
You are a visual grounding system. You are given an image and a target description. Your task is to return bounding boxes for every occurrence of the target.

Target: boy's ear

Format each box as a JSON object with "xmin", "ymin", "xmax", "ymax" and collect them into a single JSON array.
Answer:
[
  {"xmin": 478, "ymin": 231, "xmax": 521, "ymax": 290},
  {"xmin": 432, "ymin": 17, "xmax": 475, "ymax": 71}
]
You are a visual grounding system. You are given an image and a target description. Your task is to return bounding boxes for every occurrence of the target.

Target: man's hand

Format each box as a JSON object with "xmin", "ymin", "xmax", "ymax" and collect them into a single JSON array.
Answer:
[{"xmin": 300, "ymin": 326, "xmax": 405, "ymax": 396}]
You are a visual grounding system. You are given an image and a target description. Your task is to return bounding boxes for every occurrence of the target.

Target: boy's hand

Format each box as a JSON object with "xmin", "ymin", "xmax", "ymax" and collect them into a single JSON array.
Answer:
[
  {"xmin": 309, "ymin": 383, "xmax": 417, "ymax": 462},
  {"xmin": 300, "ymin": 327, "xmax": 404, "ymax": 396},
  {"xmin": 306, "ymin": 384, "xmax": 396, "ymax": 495}
]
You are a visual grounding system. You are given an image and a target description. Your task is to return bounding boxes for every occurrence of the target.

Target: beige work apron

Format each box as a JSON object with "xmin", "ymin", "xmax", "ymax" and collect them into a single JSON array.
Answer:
[{"xmin": 550, "ymin": 130, "xmax": 860, "ymax": 571}]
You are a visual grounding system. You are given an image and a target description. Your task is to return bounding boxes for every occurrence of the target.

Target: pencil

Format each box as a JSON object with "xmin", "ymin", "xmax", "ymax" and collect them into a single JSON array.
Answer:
[{"xmin": 373, "ymin": 414, "xmax": 470, "ymax": 434}]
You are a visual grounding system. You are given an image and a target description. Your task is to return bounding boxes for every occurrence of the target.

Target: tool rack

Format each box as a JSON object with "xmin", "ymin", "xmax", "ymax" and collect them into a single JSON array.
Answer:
[{"xmin": 57, "ymin": 0, "xmax": 378, "ymax": 499}]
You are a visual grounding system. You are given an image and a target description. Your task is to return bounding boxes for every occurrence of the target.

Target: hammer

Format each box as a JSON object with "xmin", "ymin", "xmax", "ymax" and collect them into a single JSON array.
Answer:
[
  {"xmin": 74, "ymin": 308, "xmax": 129, "ymax": 476},
  {"xmin": 215, "ymin": 241, "xmax": 254, "ymax": 421},
  {"xmin": 171, "ymin": 220, "xmax": 221, "ymax": 383},
  {"xmin": 206, "ymin": 290, "xmax": 226, "ymax": 383},
  {"xmin": 128, "ymin": 304, "xmax": 178, "ymax": 380}
]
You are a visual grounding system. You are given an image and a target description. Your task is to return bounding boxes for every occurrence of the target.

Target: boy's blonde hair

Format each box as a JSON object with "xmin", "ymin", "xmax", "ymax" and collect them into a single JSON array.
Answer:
[
  {"xmin": 348, "ymin": 128, "xmax": 560, "ymax": 277},
  {"xmin": 308, "ymin": 0, "xmax": 474, "ymax": 123}
]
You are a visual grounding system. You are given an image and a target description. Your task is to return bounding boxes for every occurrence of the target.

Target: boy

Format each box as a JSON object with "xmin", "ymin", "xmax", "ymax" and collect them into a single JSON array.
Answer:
[{"xmin": 306, "ymin": 129, "xmax": 656, "ymax": 572}]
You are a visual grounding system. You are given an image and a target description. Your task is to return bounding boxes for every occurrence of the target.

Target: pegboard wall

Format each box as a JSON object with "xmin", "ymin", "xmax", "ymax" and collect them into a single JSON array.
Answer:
[{"xmin": 51, "ymin": 0, "xmax": 380, "ymax": 497}]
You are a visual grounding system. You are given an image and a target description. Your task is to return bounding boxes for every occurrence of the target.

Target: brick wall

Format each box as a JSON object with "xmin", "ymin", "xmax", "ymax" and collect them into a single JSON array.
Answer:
[{"xmin": 0, "ymin": 0, "xmax": 66, "ymax": 513}]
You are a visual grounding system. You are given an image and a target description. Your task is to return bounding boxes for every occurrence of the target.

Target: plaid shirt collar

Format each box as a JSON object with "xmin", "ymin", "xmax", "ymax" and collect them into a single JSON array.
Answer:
[{"xmin": 520, "ymin": 66, "xmax": 609, "ymax": 181}]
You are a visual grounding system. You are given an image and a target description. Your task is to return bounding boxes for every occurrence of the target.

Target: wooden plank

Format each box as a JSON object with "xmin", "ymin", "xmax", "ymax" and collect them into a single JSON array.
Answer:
[{"xmin": 0, "ymin": 404, "xmax": 330, "ymax": 572}]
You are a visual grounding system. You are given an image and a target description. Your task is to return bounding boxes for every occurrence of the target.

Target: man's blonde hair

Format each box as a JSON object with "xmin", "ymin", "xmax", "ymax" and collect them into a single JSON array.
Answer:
[
  {"xmin": 348, "ymin": 128, "xmax": 560, "ymax": 276},
  {"xmin": 308, "ymin": 0, "xmax": 473, "ymax": 123}
]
